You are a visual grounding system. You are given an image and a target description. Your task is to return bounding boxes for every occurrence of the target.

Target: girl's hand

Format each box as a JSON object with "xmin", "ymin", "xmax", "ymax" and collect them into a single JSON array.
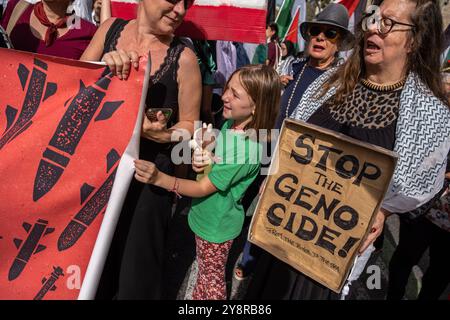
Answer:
[
  {"xmin": 142, "ymin": 111, "xmax": 170, "ymax": 142},
  {"xmin": 101, "ymin": 49, "xmax": 139, "ymax": 80},
  {"xmin": 280, "ymin": 75, "xmax": 294, "ymax": 86},
  {"xmin": 192, "ymin": 148, "xmax": 210, "ymax": 173},
  {"xmin": 134, "ymin": 159, "xmax": 159, "ymax": 184}
]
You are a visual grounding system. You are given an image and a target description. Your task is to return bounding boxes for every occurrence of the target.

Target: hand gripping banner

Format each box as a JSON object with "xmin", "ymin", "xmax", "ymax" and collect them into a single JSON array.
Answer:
[{"xmin": 0, "ymin": 48, "xmax": 149, "ymax": 299}]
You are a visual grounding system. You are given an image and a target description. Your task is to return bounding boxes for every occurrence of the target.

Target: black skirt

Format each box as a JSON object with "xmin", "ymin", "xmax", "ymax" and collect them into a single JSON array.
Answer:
[
  {"xmin": 96, "ymin": 142, "xmax": 174, "ymax": 300},
  {"xmin": 245, "ymin": 250, "xmax": 339, "ymax": 300}
]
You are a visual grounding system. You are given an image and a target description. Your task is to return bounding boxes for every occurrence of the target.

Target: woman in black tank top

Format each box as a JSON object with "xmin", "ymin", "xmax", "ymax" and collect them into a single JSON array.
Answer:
[{"xmin": 81, "ymin": 0, "xmax": 201, "ymax": 299}]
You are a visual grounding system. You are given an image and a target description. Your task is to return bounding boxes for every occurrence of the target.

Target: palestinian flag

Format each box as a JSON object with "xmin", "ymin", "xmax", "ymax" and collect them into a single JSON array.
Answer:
[
  {"xmin": 277, "ymin": 0, "xmax": 307, "ymax": 51},
  {"xmin": 339, "ymin": 0, "xmax": 361, "ymax": 17},
  {"xmin": 338, "ymin": 0, "xmax": 366, "ymax": 33},
  {"xmin": 283, "ymin": 6, "xmax": 300, "ymax": 46},
  {"xmin": 275, "ymin": 0, "xmax": 295, "ymax": 40}
]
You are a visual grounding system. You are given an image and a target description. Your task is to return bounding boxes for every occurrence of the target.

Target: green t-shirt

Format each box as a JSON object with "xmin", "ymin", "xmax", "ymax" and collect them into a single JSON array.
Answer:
[{"xmin": 188, "ymin": 120, "xmax": 261, "ymax": 243}]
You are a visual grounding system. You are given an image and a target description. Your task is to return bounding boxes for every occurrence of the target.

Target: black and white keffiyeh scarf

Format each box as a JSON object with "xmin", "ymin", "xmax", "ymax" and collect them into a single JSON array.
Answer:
[{"xmin": 291, "ymin": 70, "xmax": 450, "ymax": 213}]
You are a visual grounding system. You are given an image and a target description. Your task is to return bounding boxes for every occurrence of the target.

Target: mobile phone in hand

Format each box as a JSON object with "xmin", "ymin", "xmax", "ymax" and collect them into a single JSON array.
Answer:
[{"xmin": 145, "ymin": 108, "xmax": 173, "ymax": 122}]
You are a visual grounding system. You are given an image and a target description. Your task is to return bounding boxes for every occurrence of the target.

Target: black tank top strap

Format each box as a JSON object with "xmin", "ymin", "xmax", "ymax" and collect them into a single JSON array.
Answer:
[
  {"xmin": 103, "ymin": 18, "xmax": 130, "ymax": 56},
  {"xmin": 150, "ymin": 37, "xmax": 187, "ymax": 85}
]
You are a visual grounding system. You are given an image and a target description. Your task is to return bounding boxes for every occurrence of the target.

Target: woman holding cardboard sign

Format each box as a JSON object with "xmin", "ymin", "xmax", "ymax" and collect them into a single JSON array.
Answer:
[{"xmin": 247, "ymin": 0, "xmax": 450, "ymax": 300}]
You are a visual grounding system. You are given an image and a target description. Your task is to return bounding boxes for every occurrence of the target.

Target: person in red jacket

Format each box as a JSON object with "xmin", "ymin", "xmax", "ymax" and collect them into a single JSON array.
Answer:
[{"xmin": 1, "ymin": 0, "xmax": 97, "ymax": 60}]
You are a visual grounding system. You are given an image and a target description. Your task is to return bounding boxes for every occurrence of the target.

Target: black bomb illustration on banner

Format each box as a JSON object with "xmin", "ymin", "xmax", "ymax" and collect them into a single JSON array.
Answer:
[
  {"xmin": 9, "ymin": 219, "xmax": 55, "ymax": 281},
  {"xmin": 0, "ymin": 48, "xmax": 147, "ymax": 299},
  {"xmin": 33, "ymin": 74, "xmax": 124, "ymax": 202},
  {"xmin": 0, "ymin": 58, "xmax": 57, "ymax": 151},
  {"xmin": 34, "ymin": 266, "xmax": 65, "ymax": 300},
  {"xmin": 58, "ymin": 149, "xmax": 121, "ymax": 251}
]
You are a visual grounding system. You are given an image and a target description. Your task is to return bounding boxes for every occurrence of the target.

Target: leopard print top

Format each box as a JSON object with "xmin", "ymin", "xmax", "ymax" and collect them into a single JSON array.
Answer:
[{"xmin": 322, "ymin": 81, "xmax": 401, "ymax": 129}]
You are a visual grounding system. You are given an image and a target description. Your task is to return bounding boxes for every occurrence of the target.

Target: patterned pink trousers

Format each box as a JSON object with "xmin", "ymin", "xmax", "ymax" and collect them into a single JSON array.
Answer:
[{"xmin": 192, "ymin": 235, "xmax": 233, "ymax": 300}]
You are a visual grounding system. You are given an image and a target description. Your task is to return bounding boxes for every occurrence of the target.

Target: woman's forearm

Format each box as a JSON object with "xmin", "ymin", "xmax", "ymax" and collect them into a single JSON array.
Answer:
[
  {"xmin": 380, "ymin": 207, "xmax": 392, "ymax": 217},
  {"xmin": 142, "ymin": 129, "xmax": 173, "ymax": 143},
  {"xmin": 142, "ymin": 120, "xmax": 194, "ymax": 143},
  {"xmin": 172, "ymin": 120, "xmax": 195, "ymax": 136}
]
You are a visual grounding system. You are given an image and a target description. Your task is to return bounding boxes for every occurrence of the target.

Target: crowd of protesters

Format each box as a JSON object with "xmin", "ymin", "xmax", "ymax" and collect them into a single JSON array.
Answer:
[{"xmin": 0, "ymin": 0, "xmax": 449, "ymax": 300}]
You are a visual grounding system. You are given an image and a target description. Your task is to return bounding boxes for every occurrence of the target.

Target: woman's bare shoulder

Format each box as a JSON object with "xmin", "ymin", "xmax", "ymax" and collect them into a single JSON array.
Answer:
[
  {"xmin": 96, "ymin": 18, "xmax": 118, "ymax": 37},
  {"xmin": 178, "ymin": 45, "xmax": 198, "ymax": 70}
]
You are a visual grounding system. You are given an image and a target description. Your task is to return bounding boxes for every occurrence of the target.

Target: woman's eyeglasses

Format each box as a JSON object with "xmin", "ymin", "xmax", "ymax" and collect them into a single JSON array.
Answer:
[
  {"xmin": 165, "ymin": 0, "xmax": 194, "ymax": 9},
  {"xmin": 362, "ymin": 14, "xmax": 415, "ymax": 35},
  {"xmin": 307, "ymin": 25, "xmax": 340, "ymax": 43}
]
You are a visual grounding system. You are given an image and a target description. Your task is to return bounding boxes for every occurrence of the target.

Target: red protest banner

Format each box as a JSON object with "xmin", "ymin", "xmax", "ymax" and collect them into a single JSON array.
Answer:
[
  {"xmin": 111, "ymin": 0, "xmax": 268, "ymax": 44},
  {"xmin": 0, "ymin": 48, "xmax": 147, "ymax": 299}
]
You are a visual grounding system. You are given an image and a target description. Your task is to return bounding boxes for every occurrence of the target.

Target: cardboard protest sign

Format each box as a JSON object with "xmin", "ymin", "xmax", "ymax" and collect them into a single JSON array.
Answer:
[
  {"xmin": 0, "ymin": 48, "xmax": 149, "ymax": 299},
  {"xmin": 249, "ymin": 119, "xmax": 397, "ymax": 293}
]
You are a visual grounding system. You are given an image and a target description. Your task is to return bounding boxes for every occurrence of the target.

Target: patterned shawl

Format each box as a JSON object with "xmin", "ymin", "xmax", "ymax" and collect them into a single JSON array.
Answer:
[{"xmin": 291, "ymin": 70, "xmax": 450, "ymax": 213}]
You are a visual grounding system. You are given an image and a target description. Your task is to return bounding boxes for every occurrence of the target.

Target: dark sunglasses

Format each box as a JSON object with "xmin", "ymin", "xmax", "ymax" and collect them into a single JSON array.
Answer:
[
  {"xmin": 307, "ymin": 25, "xmax": 340, "ymax": 43},
  {"xmin": 165, "ymin": 0, "xmax": 194, "ymax": 9}
]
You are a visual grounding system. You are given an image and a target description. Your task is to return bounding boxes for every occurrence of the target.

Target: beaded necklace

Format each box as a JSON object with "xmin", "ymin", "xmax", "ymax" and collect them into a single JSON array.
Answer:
[
  {"xmin": 285, "ymin": 63, "xmax": 308, "ymax": 118},
  {"xmin": 360, "ymin": 78, "xmax": 406, "ymax": 92}
]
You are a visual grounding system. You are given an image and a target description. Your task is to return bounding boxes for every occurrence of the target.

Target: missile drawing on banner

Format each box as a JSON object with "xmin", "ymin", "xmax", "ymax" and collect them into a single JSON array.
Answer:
[
  {"xmin": 0, "ymin": 48, "xmax": 149, "ymax": 300},
  {"xmin": 33, "ymin": 74, "xmax": 124, "ymax": 202},
  {"xmin": 57, "ymin": 148, "xmax": 121, "ymax": 251},
  {"xmin": 0, "ymin": 58, "xmax": 57, "ymax": 150},
  {"xmin": 9, "ymin": 219, "xmax": 55, "ymax": 281},
  {"xmin": 34, "ymin": 266, "xmax": 64, "ymax": 300}
]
